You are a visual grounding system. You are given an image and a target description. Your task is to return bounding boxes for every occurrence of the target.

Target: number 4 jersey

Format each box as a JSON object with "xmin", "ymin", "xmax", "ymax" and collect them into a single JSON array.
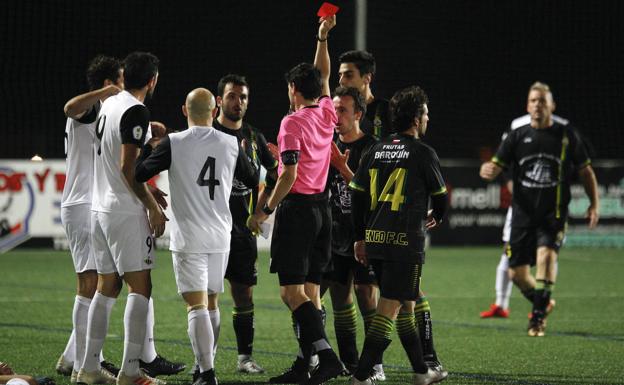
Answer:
[
  {"xmin": 135, "ymin": 126, "xmax": 257, "ymax": 254},
  {"xmin": 349, "ymin": 133, "xmax": 447, "ymax": 262}
]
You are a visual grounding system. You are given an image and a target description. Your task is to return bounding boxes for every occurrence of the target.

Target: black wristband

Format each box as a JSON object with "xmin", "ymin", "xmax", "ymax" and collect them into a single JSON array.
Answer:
[
  {"xmin": 317, "ymin": 35, "xmax": 328, "ymax": 42},
  {"xmin": 262, "ymin": 203, "xmax": 275, "ymax": 215}
]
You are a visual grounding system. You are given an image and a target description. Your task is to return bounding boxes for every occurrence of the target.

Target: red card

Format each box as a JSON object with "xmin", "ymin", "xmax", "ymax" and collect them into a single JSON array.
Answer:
[{"xmin": 317, "ymin": 2, "xmax": 339, "ymax": 17}]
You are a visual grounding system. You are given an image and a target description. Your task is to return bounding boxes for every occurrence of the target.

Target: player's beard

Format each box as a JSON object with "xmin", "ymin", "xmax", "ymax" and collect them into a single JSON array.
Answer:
[
  {"xmin": 223, "ymin": 108, "xmax": 243, "ymax": 122},
  {"xmin": 144, "ymin": 87, "xmax": 156, "ymax": 104}
]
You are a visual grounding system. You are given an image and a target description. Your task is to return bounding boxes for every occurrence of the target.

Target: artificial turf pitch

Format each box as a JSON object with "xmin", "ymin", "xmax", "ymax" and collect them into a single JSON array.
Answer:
[{"xmin": 1, "ymin": 247, "xmax": 622, "ymax": 385}]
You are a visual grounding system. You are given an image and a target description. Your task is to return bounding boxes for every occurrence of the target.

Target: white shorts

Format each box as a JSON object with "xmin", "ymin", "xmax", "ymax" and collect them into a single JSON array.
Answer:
[
  {"xmin": 502, "ymin": 207, "xmax": 513, "ymax": 243},
  {"xmin": 172, "ymin": 251, "xmax": 229, "ymax": 295},
  {"xmin": 61, "ymin": 204, "xmax": 96, "ymax": 273},
  {"xmin": 91, "ymin": 210, "xmax": 155, "ymax": 276}
]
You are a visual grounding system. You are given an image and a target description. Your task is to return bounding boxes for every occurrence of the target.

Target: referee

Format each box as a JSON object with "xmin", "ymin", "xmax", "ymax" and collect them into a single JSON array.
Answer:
[{"xmin": 247, "ymin": 14, "xmax": 343, "ymax": 385}]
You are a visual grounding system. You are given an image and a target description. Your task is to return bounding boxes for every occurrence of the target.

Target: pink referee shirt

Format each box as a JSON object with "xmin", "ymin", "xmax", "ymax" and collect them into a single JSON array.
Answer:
[{"xmin": 277, "ymin": 96, "xmax": 337, "ymax": 194}]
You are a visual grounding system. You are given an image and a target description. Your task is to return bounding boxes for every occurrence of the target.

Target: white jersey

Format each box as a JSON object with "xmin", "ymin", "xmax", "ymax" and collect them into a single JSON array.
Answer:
[
  {"xmin": 61, "ymin": 103, "xmax": 99, "ymax": 207},
  {"xmin": 168, "ymin": 126, "xmax": 239, "ymax": 253},
  {"xmin": 92, "ymin": 91, "xmax": 149, "ymax": 215}
]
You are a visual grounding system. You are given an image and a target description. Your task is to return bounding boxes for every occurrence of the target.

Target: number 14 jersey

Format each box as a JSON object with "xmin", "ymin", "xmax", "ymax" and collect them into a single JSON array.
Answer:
[{"xmin": 350, "ymin": 134, "xmax": 446, "ymax": 262}]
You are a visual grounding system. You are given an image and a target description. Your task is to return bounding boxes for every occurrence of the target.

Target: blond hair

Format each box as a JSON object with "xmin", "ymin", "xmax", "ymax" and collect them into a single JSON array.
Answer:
[{"xmin": 529, "ymin": 81, "xmax": 552, "ymax": 96}]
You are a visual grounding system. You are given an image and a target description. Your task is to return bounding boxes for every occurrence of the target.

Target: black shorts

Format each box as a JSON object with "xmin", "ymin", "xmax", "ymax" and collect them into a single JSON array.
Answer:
[
  {"xmin": 225, "ymin": 234, "xmax": 258, "ymax": 286},
  {"xmin": 370, "ymin": 259, "xmax": 421, "ymax": 301},
  {"xmin": 508, "ymin": 217, "xmax": 567, "ymax": 268},
  {"xmin": 324, "ymin": 254, "xmax": 377, "ymax": 285},
  {"xmin": 270, "ymin": 193, "xmax": 331, "ymax": 285}
]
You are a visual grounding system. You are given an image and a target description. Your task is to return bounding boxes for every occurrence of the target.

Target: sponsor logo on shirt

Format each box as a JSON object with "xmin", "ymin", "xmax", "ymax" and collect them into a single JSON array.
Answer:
[{"xmin": 132, "ymin": 126, "xmax": 143, "ymax": 140}]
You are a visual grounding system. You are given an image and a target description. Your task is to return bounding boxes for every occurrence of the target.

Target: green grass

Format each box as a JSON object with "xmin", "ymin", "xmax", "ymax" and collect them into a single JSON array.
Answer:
[{"xmin": 1, "ymin": 247, "xmax": 623, "ymax": 384}]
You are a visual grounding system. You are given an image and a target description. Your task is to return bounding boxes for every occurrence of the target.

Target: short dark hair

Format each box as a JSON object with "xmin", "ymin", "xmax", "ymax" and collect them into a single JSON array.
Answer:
[
  {"xmin": 284, "ymin": 63, "xmax": 321, "ymax": 100},
  {"xmin": 217, "ymin": 74, "xmax": 249, "ymax": 97},
  {"xmin": 123, "ymin": 52, "xmax": 159, "ymax": 90},
  {"xmin": 389, "ymin": 86, "xmax": 429, "ymax": 133},
  {"xmin": 338, "ymin": 50, "xmax": 376, "ymax": 76},
  {"xmin": 86, "ymin": 55, "xmax": 122, "ymax": 91},
  {"xmin": 334, "ymin": 86, "xmax": 367, "ymax": 115}
]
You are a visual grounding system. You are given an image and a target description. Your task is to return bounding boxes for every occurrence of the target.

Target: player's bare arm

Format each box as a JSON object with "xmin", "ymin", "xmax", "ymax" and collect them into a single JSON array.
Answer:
[
  {"xmin": 479, "ymin": 161, "xmax": 503, "ymax": 181},
  {"xmin": 63, "ymin": 85, "xmax": 121, "ymax": 119},
  {"xmin": 247, "ymin": 164, "xmax": 297, "ymax": 234},
  {"xmin": 121, "ymin": 143, "xmax": 167, "ymax": 237},
  {"xmin": 578, "ymin": 165, "xmax": 600, "ymax": 228},
  {"xmin": 314, "ymin": 15, "xmax": 336, "ymax": 97},
  {"xmin": 255, "ymin": 168, "xmax": 278, "ymax": 215}
]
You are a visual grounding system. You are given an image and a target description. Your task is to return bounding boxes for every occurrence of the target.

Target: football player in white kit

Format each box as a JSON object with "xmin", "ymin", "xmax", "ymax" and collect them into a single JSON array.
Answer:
[
  {"xmin": 480, "ymin": 113, "xmax": 568, "ymax": 319},
  {"xmin": 135, "ymin": 88, "xmax": 258, "ymax": 385},
  {"xmin": 58, "ymin": 55, "xmax": 124, "ymax": 381},
  {"xmin": 59, "ymin": 56, "xmax": 184, "ymax": 382},
  {"xmin": 77, "ymin": 52, "xmax": 167, "ymax": 385}
]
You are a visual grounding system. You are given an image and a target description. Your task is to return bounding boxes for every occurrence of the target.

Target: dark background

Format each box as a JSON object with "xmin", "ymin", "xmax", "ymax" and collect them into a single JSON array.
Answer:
[{"xmin": 2, "ymin": 0, "xmax": 622, "ymax": 160}]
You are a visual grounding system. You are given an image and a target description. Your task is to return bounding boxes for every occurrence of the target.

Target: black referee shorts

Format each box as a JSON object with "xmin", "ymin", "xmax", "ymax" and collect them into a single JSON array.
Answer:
[
  {"xmin": 508, "ymin": 215, "xmax": 567, "ymax": 268},
  {"xmin": 270, "ymin": 193, "xmax": 331, "ymax": 285},
  {"xmin": 370, "ymin": 258, "xmax": 421, "ymax": 301}
]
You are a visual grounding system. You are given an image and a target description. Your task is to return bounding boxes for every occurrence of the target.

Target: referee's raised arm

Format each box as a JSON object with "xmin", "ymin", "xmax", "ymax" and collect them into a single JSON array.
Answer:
[{"xmin": 314, "ymin": 15, "xmax": 336, "ymax": 97}]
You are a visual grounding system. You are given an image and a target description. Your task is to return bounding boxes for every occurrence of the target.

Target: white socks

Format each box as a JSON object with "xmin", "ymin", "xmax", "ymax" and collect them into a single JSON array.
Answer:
[
  {"xmin": 495, "ymin": 254, "xmax": 513, "ymax": 309},
  {"xmin": 120, "ymin": 293, "xmax": 149, "ymax": 377},
  {"xmin": 82, "ymin": 293, "xmax": 116, "ymax": 372},
  {"xmin": 188, "ymin": 309, "xmax": 214, "ymax": 372},
  {"xmin": 141, "ymin": 297, "xmax": 158, "ymax": 363},
  {"xmin": 209, "ymin": 309, "xmax": 220, "ymax": 355},
  {"xmin": 72, "ymin": 295, "xmax": 92, "ymax": 372},
  {"xmin": 62, "ymin": 330, "xmax": 76, "ymax": 366}
]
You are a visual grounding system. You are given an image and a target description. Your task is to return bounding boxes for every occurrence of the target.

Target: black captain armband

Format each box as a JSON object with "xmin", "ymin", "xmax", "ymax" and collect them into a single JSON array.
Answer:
[{"xmin": 281, "ymin": 150, "xmax": 299, "ymax": 165}]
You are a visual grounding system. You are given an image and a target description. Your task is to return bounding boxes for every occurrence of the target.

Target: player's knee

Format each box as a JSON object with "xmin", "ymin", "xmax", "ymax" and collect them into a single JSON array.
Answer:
[
  {"xmin": 77, "ymin": 270, "xmax": 98, "ymax": 297},
  {"xmin": 230, "ymin": 283, "xmax": 253, "ymax": 306},
  {"xmin": 400, "ymin": 300, "xmax": 415, "ymax": 313},
  {"xmin": 281, "ymin": 287, "xmax": 307, "ymax": 310},
  {"xmin": 207, "ymin": 293, "xmax": 219, "ymax": 310},
  {"xmin": 98, "ymin": 274, "xmax": 122, "ymax": 297}
]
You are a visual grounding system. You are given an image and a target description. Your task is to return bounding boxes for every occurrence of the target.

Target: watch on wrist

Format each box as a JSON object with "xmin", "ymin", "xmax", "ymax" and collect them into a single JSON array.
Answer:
[{"xmin": 262, "ymin": 203, "xmax": 275, "ymax": 215}]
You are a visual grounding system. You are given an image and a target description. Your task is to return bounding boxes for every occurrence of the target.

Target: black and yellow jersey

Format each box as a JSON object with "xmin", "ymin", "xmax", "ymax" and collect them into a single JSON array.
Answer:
[
  {"xmin": 492, "ymin": 122, "xmax": 590, "ymax": 226},
  {"xmin": 349, "ymin": 133, "xmax": 446, "ymax": 262}
]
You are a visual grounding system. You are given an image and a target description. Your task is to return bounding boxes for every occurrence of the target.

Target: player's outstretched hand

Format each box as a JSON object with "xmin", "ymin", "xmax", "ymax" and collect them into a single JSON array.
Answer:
[
  {"xmin": 354, "ymin": 240, "xmax": 367, "ymax": 266},
  {"xmin": 148, "ymin": 184, "xmax": 168, "ymax": 210},
  {"xmin": 149, "ymin": 121, "xmax": 168, "ymax": 138},
  {"xmin": 330, "ymin": 141, "xmax": 350, "ymax": 171},
  {"xmin": 148, "ymin": 207, "xmax": 168, "ymax": 238},
  {"xmin": 267, "ymin": 142, "xmax": 279, "ymax": 162},
  {"xmin": 425, "ymin": 209, "xmax": 439, "ymax": 229},
  {"xmin": 586, "ymin": 205, "xmax": 599, "ymax": 228}
]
